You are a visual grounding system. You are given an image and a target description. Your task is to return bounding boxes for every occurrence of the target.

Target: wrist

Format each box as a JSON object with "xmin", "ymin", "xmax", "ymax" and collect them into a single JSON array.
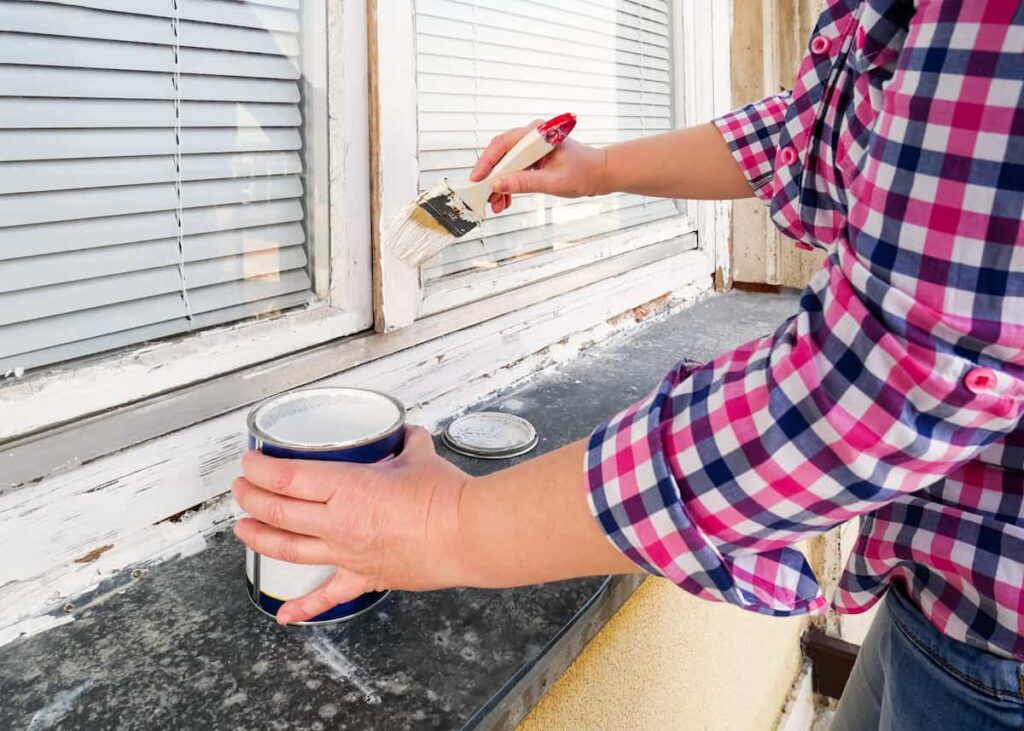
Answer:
[{"xmin": 589, "ymin": 146, "xmax": 611, "ymax": 196}]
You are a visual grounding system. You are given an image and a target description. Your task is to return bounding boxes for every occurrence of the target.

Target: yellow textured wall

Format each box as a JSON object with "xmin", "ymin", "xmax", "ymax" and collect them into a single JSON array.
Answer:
[{"xmin": 516, "ymin": 578, "xmax": 807, "ymax": 731}]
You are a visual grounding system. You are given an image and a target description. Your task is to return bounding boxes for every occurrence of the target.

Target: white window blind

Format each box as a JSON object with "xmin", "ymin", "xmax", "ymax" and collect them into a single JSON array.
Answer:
[
  {"xmin": 0, "ymin": 0, "xmax": 315, "ymax": 373},
  {"xmin": 415, "ymin": 0, "xmax": 686, "ymax": 282}
]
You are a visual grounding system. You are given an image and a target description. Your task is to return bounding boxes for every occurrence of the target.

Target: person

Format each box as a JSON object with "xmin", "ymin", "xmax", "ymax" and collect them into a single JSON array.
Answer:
[{"xmin": 231, "ymin": 1, "xmax": 1023, "ymax": 728}]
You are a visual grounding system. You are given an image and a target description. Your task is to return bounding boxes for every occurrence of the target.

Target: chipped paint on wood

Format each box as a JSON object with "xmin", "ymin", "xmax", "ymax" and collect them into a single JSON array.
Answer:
[{"xmin": 0, "ymin": 255, "xmax": 711, "ymax": 634}]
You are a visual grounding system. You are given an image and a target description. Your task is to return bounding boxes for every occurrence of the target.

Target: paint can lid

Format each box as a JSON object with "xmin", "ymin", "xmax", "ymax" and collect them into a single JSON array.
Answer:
[{"xmin": 442, "ymin": 412, "xmax": 539, "ymax": 459}]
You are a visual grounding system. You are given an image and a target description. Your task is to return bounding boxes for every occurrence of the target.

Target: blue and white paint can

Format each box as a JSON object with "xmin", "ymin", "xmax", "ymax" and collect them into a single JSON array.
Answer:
[{"xmin": 245, "ymin": 387, "xmax": 406, "ymax": 624}]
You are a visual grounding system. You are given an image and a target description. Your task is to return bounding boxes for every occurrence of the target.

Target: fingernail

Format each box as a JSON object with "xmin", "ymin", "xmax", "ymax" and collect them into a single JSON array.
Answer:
[
  {"xmin": 491, "ymin": 178, "xmax": 506, "ymax": 193},
  {"xmin": 276, "ymin": 610, "xmax": 293, "ymax": 625}
]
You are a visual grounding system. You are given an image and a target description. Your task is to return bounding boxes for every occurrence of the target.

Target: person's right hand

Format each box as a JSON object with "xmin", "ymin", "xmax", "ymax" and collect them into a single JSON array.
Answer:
[{"xmin": 469, "ymin": 120, "xmax": 609, "ymax": 214}]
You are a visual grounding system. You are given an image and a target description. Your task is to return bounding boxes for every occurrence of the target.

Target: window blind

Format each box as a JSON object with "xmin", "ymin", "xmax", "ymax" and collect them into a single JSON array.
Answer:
[
  {"xmin": 0, "ymin": 0, "xmax": 314, "ymax": 373},
  {"xmin": 414, "ymin": 0, "xmax": 684, "ymax": 282}
]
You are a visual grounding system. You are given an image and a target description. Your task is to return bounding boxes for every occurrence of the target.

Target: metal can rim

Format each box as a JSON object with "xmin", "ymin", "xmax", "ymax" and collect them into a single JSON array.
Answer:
[
  {"xmin": 247, "ymin": 387, "xmax": 406, "ymax": 452},
  {"xmin": 442, "ymin": 411, "xmax": 538, "ymax": 458}
]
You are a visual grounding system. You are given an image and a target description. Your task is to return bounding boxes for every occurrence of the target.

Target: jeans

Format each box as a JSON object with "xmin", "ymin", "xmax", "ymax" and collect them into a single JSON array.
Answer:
[{"xmin": 831, "ymin": 585, "xmax": 1024, "ymax": 731}]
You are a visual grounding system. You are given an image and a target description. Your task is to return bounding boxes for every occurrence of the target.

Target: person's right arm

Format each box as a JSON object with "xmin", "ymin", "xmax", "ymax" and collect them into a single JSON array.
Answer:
[{"xmin": 469, "ymin": 93, "xmax": 792, "ymax": 212}]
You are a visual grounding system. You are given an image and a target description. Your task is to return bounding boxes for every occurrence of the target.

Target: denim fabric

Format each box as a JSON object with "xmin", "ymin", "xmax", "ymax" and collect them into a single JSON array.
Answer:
[{"xmin": 832, "ymin": 585, "xmax": 1024, "ymax": 731}]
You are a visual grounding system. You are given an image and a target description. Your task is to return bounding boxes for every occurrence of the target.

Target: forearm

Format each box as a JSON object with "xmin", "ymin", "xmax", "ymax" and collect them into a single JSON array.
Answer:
[
  {"xmin": 599, "ymin": 123, "xmax": 755, "ymax": 200},
  {"xmin": 455, "ymin": 439, "xmax": 641, "ymax": 588}
]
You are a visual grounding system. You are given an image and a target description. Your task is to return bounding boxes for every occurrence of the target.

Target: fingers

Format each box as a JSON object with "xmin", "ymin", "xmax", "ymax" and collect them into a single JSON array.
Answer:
[
  {"xmin": 242, "ymin": 450, "xmax": 354, "ymax": 501},
  {"xmin": 489, "ymin": 192, "xmax": 512, "ymax": 214},
  {"xmin": 491, "ymin": 169, "xmax": 554, "ymax": 195},
  {"xmin": 232, "ymin": 477, "xmax": 330, "ymax": 537},
  {"xmin": 233, "ymin": 518, "xmax": 334, "ymax": 565},
  {"xmin": 469, "ymin": 119, "xmax": 543, "ymax": 182},
  {"xmin": 277, "ymin": 571, "xmax": 369, "ymax": 625}
]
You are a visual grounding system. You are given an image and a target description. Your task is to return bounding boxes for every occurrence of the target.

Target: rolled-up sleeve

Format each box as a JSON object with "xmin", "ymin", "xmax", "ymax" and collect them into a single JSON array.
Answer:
[
  {"xmin": 713, "ymin": 93, "xmax": 792, "ymax": 203},
  {"xmin": 586, "ymin": 5, "xmax": 1024, "ymax": 617}
]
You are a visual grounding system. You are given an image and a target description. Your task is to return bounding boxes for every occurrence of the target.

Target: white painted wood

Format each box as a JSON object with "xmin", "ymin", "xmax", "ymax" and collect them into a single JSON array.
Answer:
[
  {"xmin": 0, "ymin": 0, "xmax": 373, "ymax": 439},
  {"xmin": 325, "ymin": 0, "xmax": 373, "ymax": 315},
  {"xmin": 369, "ymin": 0, "xmax": 424, "ymax": 330},
  {"xmin": 0, "ymin": 252, "xmax": 711, "ymax": 630},
  {"xmin": 2, "ymin": 237, "xmax": 695, "ymax": 489}
]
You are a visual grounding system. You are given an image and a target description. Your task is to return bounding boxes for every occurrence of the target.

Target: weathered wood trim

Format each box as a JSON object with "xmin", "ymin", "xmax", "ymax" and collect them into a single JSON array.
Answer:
[
  {"xmin": 327, "ymin": 0, "xmax": 374, "ymax": 315},
  {"xmin": 0, "ymin": 249, "xmax": 712, "ymax": 632},
  {"xmin": 2, "ymin": 238, "xmax": 702, "ymax": 492},
  {"xmin": 368, "ymin": 0, "xmax": 423, "ymax": 330}
]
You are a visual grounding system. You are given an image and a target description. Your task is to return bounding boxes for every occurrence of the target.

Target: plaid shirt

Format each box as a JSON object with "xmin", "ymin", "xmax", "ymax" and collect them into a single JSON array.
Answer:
[{"xmin": 587, "ymin": 0, "xmax": 1024, "ymax": 659}]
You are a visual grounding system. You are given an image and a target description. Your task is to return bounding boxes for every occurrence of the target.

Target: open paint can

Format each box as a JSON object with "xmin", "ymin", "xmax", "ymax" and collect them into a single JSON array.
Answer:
[{"xmin": 244, "ymin": 387, "xmax": 405, "ymax": 624}]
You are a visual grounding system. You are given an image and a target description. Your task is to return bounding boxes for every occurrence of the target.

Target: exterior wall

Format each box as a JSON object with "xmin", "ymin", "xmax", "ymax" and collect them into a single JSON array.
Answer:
[
  {"xmin": 731, "ymin": 0, "xmax": 828, "ymax": 289},
  {"xmin": 516, "ymin": 578, "xmax": 807, "ymax": 731}
]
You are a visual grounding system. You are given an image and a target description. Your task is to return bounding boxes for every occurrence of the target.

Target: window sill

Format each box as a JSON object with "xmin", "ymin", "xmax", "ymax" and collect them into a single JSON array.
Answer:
[{"xmin": 0, "ymin": 290, "xmax": 802, "ymax": 730}]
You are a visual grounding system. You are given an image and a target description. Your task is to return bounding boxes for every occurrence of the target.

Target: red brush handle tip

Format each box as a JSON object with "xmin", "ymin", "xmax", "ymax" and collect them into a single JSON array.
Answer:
[{"xmin": 537, "ymin": 113, "xmax": 576, "ymax": 146}]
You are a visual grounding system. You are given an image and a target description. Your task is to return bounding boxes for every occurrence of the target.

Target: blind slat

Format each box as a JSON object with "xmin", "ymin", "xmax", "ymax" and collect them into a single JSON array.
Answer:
[
  {"xmin": 0, "ymin": 100, "xmax": 301, "ymax": 130},
  {"xmin": 0, "ymin": 212, "xmax": 179, "ymax": 259},
  {"xmin": 416, "ymin": 0, "xmax": 670, "ymax": 55},
  {"xmin": 416, "ymin": 71, "xmax": 671, "ymax": 101},
  {"xmin": 418, "ymin": 93, "xmax": 670, "ymax": 118},
  {"xmin": 0, "ymin": 153, "xmax": 302, "ymax": 195},
  {"xmin": 34, "ymin": 0, "xmax": 300, "ymax": 32},
  {"xmin": 0, "ymin": 34, "xmax": 300, "ymax": 80},
  {"xmin": 1, "ymin": 66, "xmax": 299, "ymax": 103},
  {"xmin": 0, "ymin": 239, "xmax": 180, "ymax": 292},
  {"xmin": 416, "ymin": 35, "xmax": 670, "ymax": 82}
]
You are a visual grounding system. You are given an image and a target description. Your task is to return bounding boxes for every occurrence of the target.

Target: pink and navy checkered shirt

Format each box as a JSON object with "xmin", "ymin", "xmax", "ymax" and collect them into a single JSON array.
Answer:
[{"xmin": 587, "ymin": 0, "xmax": 1023, "ymax": 659}]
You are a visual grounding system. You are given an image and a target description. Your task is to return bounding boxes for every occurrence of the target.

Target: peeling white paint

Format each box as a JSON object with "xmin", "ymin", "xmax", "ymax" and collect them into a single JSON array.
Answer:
[
  {"xmin": 2, "ymin": 259, "xmax": 710, "ymax": 639},
  {"xmin": 0, "ymin": 612, "xmax": 74, "ymax": 648}
]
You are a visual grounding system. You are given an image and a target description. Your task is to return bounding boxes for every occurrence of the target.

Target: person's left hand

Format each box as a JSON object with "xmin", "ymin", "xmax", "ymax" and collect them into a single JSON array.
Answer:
[{"xmin": 231, "ymin": 426, "xmax": 470, "ymax": 624}]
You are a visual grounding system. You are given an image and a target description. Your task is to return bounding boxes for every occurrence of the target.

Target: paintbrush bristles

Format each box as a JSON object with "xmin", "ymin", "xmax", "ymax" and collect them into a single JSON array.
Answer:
[{"xmin": 383, "ymin": 198, "xmax": 455, "ymax": 267}]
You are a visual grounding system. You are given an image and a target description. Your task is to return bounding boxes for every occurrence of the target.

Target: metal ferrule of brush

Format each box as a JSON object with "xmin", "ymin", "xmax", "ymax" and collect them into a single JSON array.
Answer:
[{"xmin": 419, "ymin": 185, "xmax": 480, "ymax": 238}]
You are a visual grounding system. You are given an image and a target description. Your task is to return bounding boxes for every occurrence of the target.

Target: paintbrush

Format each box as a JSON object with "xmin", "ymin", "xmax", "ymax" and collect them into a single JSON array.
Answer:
[{"xmin": 386, "ymin": 113, "xmax": 577, "ymax": 267}]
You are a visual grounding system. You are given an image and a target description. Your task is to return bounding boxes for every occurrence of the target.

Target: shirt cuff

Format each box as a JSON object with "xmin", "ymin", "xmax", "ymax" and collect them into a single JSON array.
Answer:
[
  {"xmin": 584, "ymin": 357, "xmax": 827, "ymax": 616},
  {"xmin": 713, "ymin": 93, "xmax": 792, "ymax": 203}
]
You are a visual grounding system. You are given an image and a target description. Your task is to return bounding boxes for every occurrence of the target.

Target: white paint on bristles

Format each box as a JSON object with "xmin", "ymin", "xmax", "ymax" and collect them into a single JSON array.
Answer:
[
  {"xmin": 382, "ymin": 191, "xmax": 460, "ymax": 268},
  {"xmin": 254, "ymin": 389, "xmax": 400, "ymax": 447},
  {"xmin": 307, "ymin": 631, "xmax": 382, "ymax": 705}
]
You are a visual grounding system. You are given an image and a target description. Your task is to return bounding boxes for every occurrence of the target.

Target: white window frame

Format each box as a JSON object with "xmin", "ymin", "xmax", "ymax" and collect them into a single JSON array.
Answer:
[
  {"xmin": 0, "ymin": 0, "xmax": 374, "ymax": 441},
  {"xmin": 1, "ymin": 0, "xmax": 732, "ymax": 461},
  {"xmin": 371, "ymin": 0, "xmax": 726, "ymax": 329}
]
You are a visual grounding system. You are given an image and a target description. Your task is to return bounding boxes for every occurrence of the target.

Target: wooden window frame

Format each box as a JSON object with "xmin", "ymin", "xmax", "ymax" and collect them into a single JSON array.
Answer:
[
  {"xmin": 0, "ymin": 0, "xmax": 375, "ymax": 442},
  {"xmin": 1, "ymin": 0, "xmax": 732, "ymax": 486}
]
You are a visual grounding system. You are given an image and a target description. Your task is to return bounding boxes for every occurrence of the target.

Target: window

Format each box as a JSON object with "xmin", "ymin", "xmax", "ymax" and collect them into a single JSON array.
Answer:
[
  {"xmin": 2, "ymin": 0, "xmax": 730, "ymax": 476},
  {"xmin": 373, "ymin": 0, "xmax": 704, "ymax": 325},
  {"xmin": 415, "ymin": 0, "xmax": 684, "ymax": 282},
  {"xmin": 0, "ymin": 0, "xmax": 330, "ymax": 373}
]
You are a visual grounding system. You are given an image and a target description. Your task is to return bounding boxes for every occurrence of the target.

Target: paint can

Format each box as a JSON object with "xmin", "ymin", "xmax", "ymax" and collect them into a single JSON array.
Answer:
[{"xmin": 244, "ymin": 387, "xmax": 405, "ymax": 624}]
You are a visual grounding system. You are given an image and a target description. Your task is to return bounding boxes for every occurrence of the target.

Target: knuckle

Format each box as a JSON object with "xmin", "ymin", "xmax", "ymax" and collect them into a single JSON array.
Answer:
[
  {"xmin": 266, "ymin": 499, "xmax": 287, "ymax": 528},
  {"xmin": 275, "ymin": 462, "xmax": 296, "ymax": 493},
  {"xmin": 278, "ymin": 535, "xmax": 302, "ymax": 564},
  {"xmin": 316, "ymin": 585, "xmax": 338, "ymax": 608}
]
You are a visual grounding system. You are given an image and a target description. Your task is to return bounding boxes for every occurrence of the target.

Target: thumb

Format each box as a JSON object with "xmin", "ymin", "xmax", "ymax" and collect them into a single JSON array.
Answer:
[
  {"xmin": 276, "ymin": 570, "xmax": 369, "ymax": 625},
  {"xmin": 491, "ymin": 169, "xmax": 554, "ymax": 195}
]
